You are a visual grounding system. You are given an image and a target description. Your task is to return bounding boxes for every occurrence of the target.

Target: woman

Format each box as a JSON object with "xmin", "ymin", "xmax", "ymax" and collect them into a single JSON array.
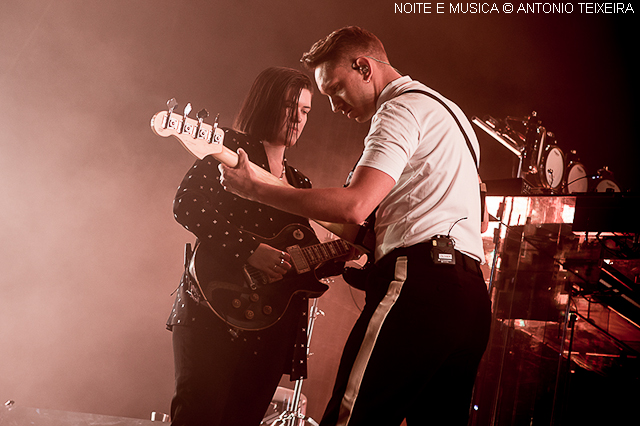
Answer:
[{"xmin": 167, "ymin": 67, "xmax": 320, "ymax": 426}]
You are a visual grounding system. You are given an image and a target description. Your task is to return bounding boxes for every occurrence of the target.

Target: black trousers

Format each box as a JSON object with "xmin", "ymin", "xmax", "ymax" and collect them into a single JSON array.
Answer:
[
  {"xmin": 169, "ymin": 324, "xmax": 285, "ymax": 426},
  {"xmin": 321, "ymin": 245, "xmax": 491, "ymax": 426},
  {"xmin": 170, "ymin": 296, "xmax": 306, "ymax": 426}
]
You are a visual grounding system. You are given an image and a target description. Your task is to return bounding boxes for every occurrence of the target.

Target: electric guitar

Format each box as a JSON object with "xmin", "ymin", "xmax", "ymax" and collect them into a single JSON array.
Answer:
[
  {"xmin": 189, "ymin": 223, "xmax": 351, "ymax": 330},
  {"xmin": 150, "ymin": 100, "xmax": 375, "ymax": 253}
]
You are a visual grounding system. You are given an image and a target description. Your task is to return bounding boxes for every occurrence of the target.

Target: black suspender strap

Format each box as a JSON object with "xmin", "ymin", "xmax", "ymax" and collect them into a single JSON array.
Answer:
[
  {"xmin": 401, "ymin": 89, "xmax": 487, "ymax": 224},
  {"xmin": 401, "ymin": 89, "xmax": 479, "ymax": 169}
]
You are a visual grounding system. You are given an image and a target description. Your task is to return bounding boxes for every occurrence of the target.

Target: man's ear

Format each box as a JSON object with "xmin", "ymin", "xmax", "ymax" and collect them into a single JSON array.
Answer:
[{"xmin": 352, "ymin": 57, "xmax": 371, "ymax": 81}]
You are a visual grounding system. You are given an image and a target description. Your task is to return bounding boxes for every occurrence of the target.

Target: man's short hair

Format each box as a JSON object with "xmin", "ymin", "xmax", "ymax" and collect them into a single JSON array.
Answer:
[{"xmin": 301, "ymin": 26, "xmax": 387, "ymax": 69}]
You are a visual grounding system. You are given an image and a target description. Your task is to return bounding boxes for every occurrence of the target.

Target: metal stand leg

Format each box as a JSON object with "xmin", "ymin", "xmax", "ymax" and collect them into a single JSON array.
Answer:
[
  {"xmin": 269, "ymin": 298, "xmax": 323, "ymax": 426},
  {"xmin": 550, "ymin": 295, "xmax": 577, "ymax": 426}
]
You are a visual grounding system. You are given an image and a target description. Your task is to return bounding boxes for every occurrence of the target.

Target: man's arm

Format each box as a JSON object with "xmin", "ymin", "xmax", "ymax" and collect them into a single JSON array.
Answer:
[{"xmin": 219, "ymin": 148, "xmax": 395, "ymax": 225}]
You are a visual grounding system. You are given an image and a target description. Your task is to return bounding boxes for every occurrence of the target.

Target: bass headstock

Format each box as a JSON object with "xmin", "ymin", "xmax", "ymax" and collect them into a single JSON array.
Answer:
[{"xmin": 150, "ymin": 98, "xmax": 225, "ymax": 160}]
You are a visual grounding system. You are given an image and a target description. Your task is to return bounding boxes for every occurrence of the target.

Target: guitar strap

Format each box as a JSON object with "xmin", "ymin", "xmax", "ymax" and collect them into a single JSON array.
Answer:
[{"xmin": 343, "ymin": 166, "xmax": 377, "ymax": 253}]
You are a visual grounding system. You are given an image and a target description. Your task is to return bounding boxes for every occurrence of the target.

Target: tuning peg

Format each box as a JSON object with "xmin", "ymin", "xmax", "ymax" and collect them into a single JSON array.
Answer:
[
  {"xmin": 163, "ymin": 98, "xmax": 179, "ymax": 129},
  {"xmin": 178, "ymin": 102, "xmax": 192, "ymax": 134},
  {"xmin": 208, "ymin": 113, "xmax": 221, "ymax": 144},
  {"xmin": 196, "ymin": 108, "xmax": 209, "ymax": 121},
  {"xmin": 195, "ymin": 109, "xmax": 209, "ymax": 139}
]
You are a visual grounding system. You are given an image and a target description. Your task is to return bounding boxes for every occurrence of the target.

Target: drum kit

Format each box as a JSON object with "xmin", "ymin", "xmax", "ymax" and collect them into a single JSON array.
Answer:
[{"xmin": 472, "ymin": 112, "xmax": 621, "ymax": 194}]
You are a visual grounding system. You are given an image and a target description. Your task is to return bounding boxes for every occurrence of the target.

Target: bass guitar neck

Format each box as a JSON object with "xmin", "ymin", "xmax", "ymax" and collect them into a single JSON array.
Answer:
[{"xmin": 151, "ymin": 104, "xmax": 374, "ymax": 253}]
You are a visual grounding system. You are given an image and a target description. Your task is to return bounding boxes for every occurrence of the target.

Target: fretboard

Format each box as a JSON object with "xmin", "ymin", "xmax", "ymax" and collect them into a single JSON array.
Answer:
[{"xmin": 289, "ymin": 239, "xmax": 351, "ymax": 274}]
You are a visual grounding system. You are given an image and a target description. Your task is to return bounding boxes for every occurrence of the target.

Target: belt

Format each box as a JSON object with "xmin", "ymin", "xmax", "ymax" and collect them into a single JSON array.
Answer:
[
  {"xmin": 454, "ymin": 249, "xmax": 483, "ymax": 277},
  {"xmin": 380, "ymin": 243, "xmax": 483, "ymax": 278}
]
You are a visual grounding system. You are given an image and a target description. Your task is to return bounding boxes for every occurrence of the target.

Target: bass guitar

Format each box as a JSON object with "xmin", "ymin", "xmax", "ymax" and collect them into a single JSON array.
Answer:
[
  {"xmin": 189, "ymin": 223, "xmax": 351, "ymax": 330},
  {"xmin": 150, "ymin": 99, "xmax": 375, "ymax": 253}
]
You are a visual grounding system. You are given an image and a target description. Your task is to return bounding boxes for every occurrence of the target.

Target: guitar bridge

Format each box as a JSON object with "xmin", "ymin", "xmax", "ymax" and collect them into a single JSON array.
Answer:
[{"xmin": 243, "ymin": 265, "xmax": 269, "ymax": 289}]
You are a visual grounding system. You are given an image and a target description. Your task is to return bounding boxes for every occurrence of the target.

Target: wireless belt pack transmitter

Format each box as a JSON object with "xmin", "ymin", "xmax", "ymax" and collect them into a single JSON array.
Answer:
[{"xmin": 430, "ymin": 235, "xmax": 456, "ymax": 265}]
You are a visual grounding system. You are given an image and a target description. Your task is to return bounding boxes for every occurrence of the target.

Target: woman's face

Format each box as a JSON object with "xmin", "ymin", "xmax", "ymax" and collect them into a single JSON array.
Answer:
[{"xmin": 276, "ymin": 88, "xmax": 312, "ymax": 147}]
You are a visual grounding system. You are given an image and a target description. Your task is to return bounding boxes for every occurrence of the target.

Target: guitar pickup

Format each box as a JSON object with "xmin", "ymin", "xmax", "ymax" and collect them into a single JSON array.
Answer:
[{"xmin": 287, "ymin": 245, "xmax": 310, "ymax": 273}]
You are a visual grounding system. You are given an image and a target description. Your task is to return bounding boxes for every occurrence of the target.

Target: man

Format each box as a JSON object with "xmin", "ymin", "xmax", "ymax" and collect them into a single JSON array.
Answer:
[{"xmin": 220, "ymin": 26, "xmax": 491, "ymax": 426}]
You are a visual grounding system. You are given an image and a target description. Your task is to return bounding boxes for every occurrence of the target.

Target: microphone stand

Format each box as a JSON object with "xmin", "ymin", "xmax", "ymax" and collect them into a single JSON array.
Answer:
[{"xmin": 270, "ymin": 298, "xmax": 323, "ymax": 426}]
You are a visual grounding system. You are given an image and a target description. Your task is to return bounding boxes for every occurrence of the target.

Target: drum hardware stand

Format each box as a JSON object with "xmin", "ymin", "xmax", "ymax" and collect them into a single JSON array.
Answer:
[
  {"xmin": 471, "ymin": 115, "xmax": 524, "ymax": 178},
  {"xmin": 472, "ymin": 112, "xmax": 568, "ymax": 194},
  {"xmin": 270, "ymin": 298, "xmax": 324, "ymax": 426}
]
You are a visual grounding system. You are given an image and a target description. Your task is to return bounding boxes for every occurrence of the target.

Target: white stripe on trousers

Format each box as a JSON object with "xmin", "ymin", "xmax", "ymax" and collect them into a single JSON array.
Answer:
[{"xmin": 337, "ymin": 256, "xmax": 408, "ymax": 426}]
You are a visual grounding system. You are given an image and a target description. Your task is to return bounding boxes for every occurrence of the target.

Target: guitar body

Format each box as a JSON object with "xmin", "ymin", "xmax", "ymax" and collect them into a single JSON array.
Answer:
[{"xmin": 191, "ymin": 224, "xmax": 343, "ymax": 331}]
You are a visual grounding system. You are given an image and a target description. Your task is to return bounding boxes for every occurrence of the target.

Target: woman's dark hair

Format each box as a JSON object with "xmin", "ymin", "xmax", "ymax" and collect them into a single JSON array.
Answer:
[{"xmin": 234, "ymin": 67, "xmax": 313, "ymax": 146}]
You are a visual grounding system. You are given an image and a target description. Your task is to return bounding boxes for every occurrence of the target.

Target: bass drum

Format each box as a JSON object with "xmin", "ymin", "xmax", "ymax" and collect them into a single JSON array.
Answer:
[
  {"xmin": 589, "ymin": 167, "xmax": 621, "ymax": 193},
  {"xmin": 591, "ymin": 177, "xmax": 621, "ymax": 193},
  {"xmin": 564, "ymin": 161, "xmax": 589, "ymax": 193},
  {"xmin": 538, "ymin": 145, "xmax": 565, "ymax": 191}
]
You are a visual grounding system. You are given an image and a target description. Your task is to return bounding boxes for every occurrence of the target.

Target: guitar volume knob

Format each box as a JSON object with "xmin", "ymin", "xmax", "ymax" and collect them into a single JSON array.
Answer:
[
  {"xmin": 250, "ymin": 293, "xmax": 260, "ymax": 302},
  {"xmin": 244, "ymin": 310, "xmax": 255, "ymax": 320},
  {"xmin": 232, "ymin": 299, "xmax": 242, "ymax": 309},
  {"xmin": 263, "ymin": 305, "xmax": 273, "ymax": 315}
]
